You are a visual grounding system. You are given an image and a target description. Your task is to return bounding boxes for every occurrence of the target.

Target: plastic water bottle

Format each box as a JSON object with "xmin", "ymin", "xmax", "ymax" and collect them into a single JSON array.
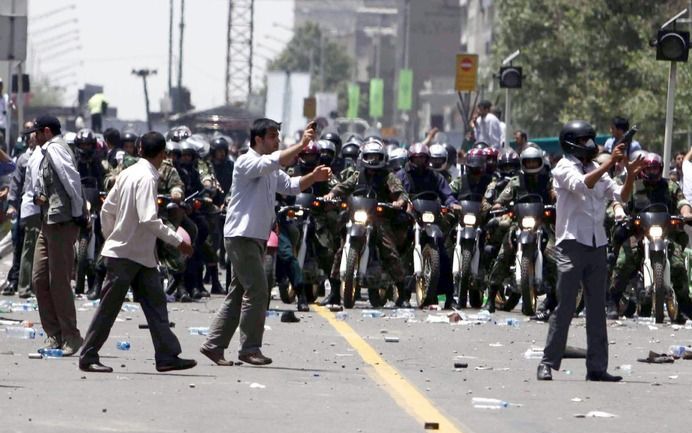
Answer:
[
  {"xmin": 5, "ymin": 327, "xmax": 36, "ymax": 339},
  {"xmin": 393, "ymin": 309, "xmax": 415, "ymax": 320},
  {"xmin": 472, "ymin": 397, "xmax": 510, "ymax": 409},
  {"xmin": 335, "ymin": 311, "xmax": 349, "ymax": 320},
  {"xmin": 506, "ymin": 318, "xmax": 520, "ymax": 328},
  {"xmin": 361, "ymin": 310, "xmax": 384, "ymax": 318},
  {"xmin": 11, "ymin": 303, "xmax": 35, "ymax": 312},
  {"xmin": 82, "ymin": 300, "xmax": 100, "ymax": 309},
  {"xmin": 669, "ymin": 345, "xmax": 688, "ymax": 358},
  {"xmin": 523, "ymin": 348, "xmax": 544, "ymax": 359},
  {"xmin": 265, "ymin": 310, "xmax": 281, "ymax": 319},
  {"xmin": 0, "ymin": 301, "xmax": 12, "ymax": 313},
  {"xmin": 188, "ymin": 327, "xmax": 209, "ymax": 336},
  {"xmin": 116, "ymin": 341, "xmax": 131, "ymax": 351},
  {"xmin": 40, "ymin": 348, "xmax": 64, "ymax": 358},
  {"xmin": 121, "ymin": 303, "xmax": 139, "ymax": 313}
]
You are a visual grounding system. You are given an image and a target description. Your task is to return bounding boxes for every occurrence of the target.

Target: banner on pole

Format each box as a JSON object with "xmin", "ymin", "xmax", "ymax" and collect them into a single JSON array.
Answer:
[
  {"xmin": 347, "ymin": 83, "xmax": 360, "ymax": 119},
  {"xmin": 397, "ymin": 69, "xmax": 413, "ymax": 111},
  {"xmin": 369, "ymin": 78, "xmax": 384, "ymax": 119}
]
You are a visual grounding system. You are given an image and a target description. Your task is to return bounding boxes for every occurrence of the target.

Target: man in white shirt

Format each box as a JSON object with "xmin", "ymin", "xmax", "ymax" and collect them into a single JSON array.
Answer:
[
  {"xmin": 537, "ymin": 121, "xmax": 644, "ymax": 382},
  {"xmin": 0, "ymin": 78, "xmax": 8, "ymax": 142},
  {"xmin": 473, "ymin": 100, "xmax": 503, "ymax": 149},
  {"xmin": 79, "ymin": 132, "xmax": 195, "ymax": 373},
  {"xmin": 200, "ymin": 118, "xmax": 331, "ymax": 367}
]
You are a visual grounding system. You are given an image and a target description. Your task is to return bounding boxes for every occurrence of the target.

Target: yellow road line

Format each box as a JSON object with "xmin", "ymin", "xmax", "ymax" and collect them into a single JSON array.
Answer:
[{"xmin": 314, "ymin": 305, "xmax": 468, "ymax": 433}]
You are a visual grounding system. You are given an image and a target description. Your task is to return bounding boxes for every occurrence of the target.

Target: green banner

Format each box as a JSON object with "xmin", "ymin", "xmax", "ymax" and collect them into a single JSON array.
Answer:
[
  {"xmin": 347, "ymin": 83, "xmax": 360, "ymax": 119},
  {"xmin": 397, "ymin": 69, "xmax": 413, "ymax": 111},
  {"xmin": 369, "ymin": 78, "xmax": 384, "ymax": 119}
]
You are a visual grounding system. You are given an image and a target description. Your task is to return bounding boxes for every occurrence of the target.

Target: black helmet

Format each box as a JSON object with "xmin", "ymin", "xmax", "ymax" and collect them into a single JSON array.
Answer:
[
  {"xmin": 341, "ymin": 142, "xmax": 361, "ymax": 161},
  {"xmin": 211, "ymin": 136, "xmax": 230, "ymax": 155},
  {"xmin": 74, "ymin": 128, "xmax": 96, "ymax": 158},
  {"xmin": 497, "ymin": 149, "xmax": 520, "ymax": 177},
  {"xmin": 167, "ymin": 126, "xmax": 192, "ymax": 143},
  {"xmin": 320, "ymin": 130, "xmax": 342, "ymax": 155},
  {"xmin": 559, "ymin": 120, "xmax": 597, "ymax": 160},
  {"xmin": 121, "ymin": 131, "xmax": 138, "ymax": 144}
]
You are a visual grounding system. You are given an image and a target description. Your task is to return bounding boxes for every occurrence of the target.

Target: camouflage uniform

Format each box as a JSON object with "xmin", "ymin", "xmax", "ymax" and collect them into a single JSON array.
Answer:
[
  {"xmin": 157, "ymin": 159, "xmax": 193, "ymax": 275},
  {"xmin": 487, "ymin": 173, "xmax": 558, "ymax": 294},
  {"xmin": 103, "ymin": 154, "xmax": 139, "ymax": 191},
  {"xmin": 609, "ymin": 179, "xmax": 691, "ymax": 314},
  {"xmin": 329, "ymin": 169, "xmax": 409, "ymax": 284}
]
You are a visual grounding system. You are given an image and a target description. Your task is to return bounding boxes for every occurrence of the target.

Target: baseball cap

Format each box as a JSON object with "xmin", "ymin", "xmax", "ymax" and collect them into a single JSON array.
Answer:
[{"xmin": 24, "ymin": 115, "xmax": 61, "ymax": 135}]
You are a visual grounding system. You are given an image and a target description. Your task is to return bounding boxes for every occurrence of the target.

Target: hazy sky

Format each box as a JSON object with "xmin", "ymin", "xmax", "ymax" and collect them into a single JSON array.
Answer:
[{"xmin": 28, "ymin": 0, "xmax": 295, "ymax": 120}]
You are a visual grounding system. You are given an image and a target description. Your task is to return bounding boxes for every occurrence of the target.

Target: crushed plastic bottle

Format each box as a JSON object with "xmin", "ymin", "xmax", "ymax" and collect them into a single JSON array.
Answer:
[
  {"xmin": 468, "ymin": 310, "xmax": 492, "ymax": 322},
  {"xmin": 668, "ymin": 345, "xmax": 689, "ymax": 358},
  {"xmin": 39, "ymin": 348, "xmax": 64, "ymax": 358},
  {"xmin": 523, "ymin": 348, "xmax": 544, "ymax": 360},
  {"xmin": 392, "ymin": 309, "xmax": 415, "ymax": 320},
  {"xmin": 188, "ymin": 327, "xmax": 209, "ymax": 336},
  {"xmin": 120, "ymin": 303, "xmax": 139, "ymax": 313},
  {"xmin": 472, "ymin": 397, "xmax": 511, "ymax": 409},
  {"xmin": 0, "ymin": 300, "xmax": 11, "ymax": 313},
  {"xmin": 335, "ymin": 311, "xmax": 349, "ymax": 320},
  {"xmin": 11, "ymin": 303, "xmax": 37, "ymax": 312},
  {"xmin": 4, "ymin": 326, "xmax": 36, "ymax": 339},
  {"xmin": 81, "ymin": 300, "xmax": 100, "ymax": 309},
  {"xmin": 505, "ymin": 318, "xmax": 520, "ymax": 328},
  {"xmin": 116, "ymin": 341, "xmax": 131, "ymax": 351},
  {"xmin": 361, "ymin": 310, "xmax": 385, "ymax": 318},
  {"xmin": 265, "ymin": 310, "xmax": 281, "ymax": 319}
]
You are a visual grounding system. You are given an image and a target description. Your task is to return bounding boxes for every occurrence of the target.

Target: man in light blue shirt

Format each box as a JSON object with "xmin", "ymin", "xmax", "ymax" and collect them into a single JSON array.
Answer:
[
  {"xmin": 602, "ymin": 116, "xmax": 641, "ymax": 156},
  {"xmin": 201, "ymin": 118, "xmax": 331, "ymax": 367}
]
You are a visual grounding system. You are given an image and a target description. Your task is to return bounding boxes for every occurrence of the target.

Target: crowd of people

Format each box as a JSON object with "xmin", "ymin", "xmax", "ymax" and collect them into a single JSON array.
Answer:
[{"xmin": 1, "ymin": 98, "xmax": 691, "ymax": 379}]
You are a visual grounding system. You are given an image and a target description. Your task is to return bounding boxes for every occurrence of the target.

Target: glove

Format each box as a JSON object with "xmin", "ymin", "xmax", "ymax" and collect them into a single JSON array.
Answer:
[{"xmin": 73, "ymin": 214, "xmax": 89, "ymax": 228}]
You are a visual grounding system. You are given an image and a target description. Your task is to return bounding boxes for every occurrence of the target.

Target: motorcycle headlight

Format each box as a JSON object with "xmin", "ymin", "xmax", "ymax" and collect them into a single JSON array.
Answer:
[
  {"xmin": 521, "ymin": 217, "xmax": 536, "ymax": 229},
  {"xmin": 463, "ymin": 214, "xmax": 476, "ymax": 226},
  {"xmin": 649, "ymin": 225, "xmax": 663, "ymax": 238},
  {"xmin": 421, "ymin": 212, "xmax": 435, "ymax": 223},
  {"xmin": 353, "ymin": 210, "xmax": 368, "ymax": 224}
]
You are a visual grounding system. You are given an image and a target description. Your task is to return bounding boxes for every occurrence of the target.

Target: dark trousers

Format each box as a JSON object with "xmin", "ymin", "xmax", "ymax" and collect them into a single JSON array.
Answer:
[
  {"xmin": 80, "ymin": 257, "xmax": 182, "ymax": 365},
  {"xmin": 542, "ymin": 240, "xmax": 609, "ymax": 373},
  {"xmin": 7, "ymin": 213, "xmax": 25, "ymax": 285}
]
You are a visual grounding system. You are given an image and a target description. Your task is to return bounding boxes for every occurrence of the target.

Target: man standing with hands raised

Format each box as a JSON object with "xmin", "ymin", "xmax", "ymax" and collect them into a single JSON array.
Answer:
[
  {"xmin": 537, "ymin": 121, "xmax": 645, "ymax": 382},
  {"xmin": 200, "ymin": 119, "xmax": 331, "ymax": 366}
]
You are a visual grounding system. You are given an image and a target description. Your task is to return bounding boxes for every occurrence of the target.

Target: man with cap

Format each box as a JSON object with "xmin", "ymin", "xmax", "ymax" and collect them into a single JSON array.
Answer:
[{"xmin": 28, "ymin": 115, "xmax": 86, "ymax": 356}]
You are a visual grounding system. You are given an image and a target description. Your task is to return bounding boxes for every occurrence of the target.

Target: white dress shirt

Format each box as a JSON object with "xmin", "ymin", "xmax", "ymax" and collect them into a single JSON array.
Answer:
[
  {"xmin": 682, "ymin": 160, "xmax": 692, "ymax": 202},
  {"xmin": 552, "ymin": 154, "xmax": 623, "ymax": 247},
  {"xmin": 100, "ymin": 158, "xmax": 182, "ymax": 268},
  {"xmin": 20, "ymin": 146, "xmax": 41, "ymax": 219},
  {"xmin": 474, "ymin": 113, "xmax": 503, "ymax": 148},
  {"xmin": 224, "ymin": 147, "xmax": 301, "ymax": 241}
]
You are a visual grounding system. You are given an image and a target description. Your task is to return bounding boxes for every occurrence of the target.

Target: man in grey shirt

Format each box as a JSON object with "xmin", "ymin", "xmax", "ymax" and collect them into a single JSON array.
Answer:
[{"xmin": 200, "ymin": 118, "xmax": 331, "ymax": 366}]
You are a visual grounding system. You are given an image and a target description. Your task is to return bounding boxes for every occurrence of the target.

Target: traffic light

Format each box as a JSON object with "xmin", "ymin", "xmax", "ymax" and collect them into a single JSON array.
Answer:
[
  {"xmin": 655, "ymin": 30, "xmax": 690, "ymax": 62},
  {"xmin": 499, "ymin": 66, "xmax": 522, "ymax": 88}
]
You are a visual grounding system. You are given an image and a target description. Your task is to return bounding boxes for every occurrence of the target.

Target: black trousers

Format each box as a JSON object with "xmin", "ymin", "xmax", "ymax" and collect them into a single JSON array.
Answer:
[
  {"xmin": 542, "ymin": 240, "xmax": 609, "ymax": 373},
  {"xmin": 7, "ymin": 214, "xmax": 25, "ymax": 285},
  {"xmin": 80, "ymin": 257, "xmax": 182, "ymax": 365}
]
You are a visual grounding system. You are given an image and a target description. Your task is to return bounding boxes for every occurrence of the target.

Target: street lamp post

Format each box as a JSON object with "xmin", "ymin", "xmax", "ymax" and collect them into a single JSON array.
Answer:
[{"xmin": 132, "ymin": 69, "xmax": 157, "ymax": 131}]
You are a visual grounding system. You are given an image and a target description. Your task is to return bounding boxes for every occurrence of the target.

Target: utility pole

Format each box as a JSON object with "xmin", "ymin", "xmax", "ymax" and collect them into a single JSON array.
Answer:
[
  {"xmin": 132, "ymin": 69, "xmax": 157, "ymax": 131},
  {"xmin": 168, "ymin": 0, "xmax": 174, "ymax": 94},
  {"xmin": 225, "ymin": 0, "xmax": 232, "ymax": 104},
  {"xmin": 177, "ymin": 0, "xmax": 185, "ymax": 92},
  {"xmin": 226, "ymin": 0, "xmax": 255, "ymax": 104}
]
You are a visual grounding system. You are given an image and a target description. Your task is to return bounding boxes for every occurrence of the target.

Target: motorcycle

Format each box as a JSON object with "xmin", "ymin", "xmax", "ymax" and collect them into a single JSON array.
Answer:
[
  {"xmin": 620, "ymin": 203, "xmax": 685, "ymax": 323},
  {"xmin": 492, "ymin": 194, "xmax": 555, "ymax": 316},
  {"xmin": 274, "ymin": 193, "xmax": 341, "ymax": 305},
  {"xmin": 409, "ymin": 191, "xmax": 445, "ymax": 308},
  {"xmin": 338, "ymin": 188, "xmax": 401, "ymax": 309},
  {"xmin": 452, "ymin": 193, "xmax": 485, "ymax": 308},
  {"xmin": 75, "ymin": 176, "xmax": 104, "ymax": 295}
]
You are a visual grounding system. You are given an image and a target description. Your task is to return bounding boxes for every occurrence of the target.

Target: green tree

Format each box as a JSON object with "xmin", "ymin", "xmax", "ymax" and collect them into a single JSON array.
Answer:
[
  {"xmin": 492, "ymin": 0, "xmax": 692, "ymax": 152},
  {"xmin": 269, "ymin": 22, "xmax": 353, "ymax": 97}
]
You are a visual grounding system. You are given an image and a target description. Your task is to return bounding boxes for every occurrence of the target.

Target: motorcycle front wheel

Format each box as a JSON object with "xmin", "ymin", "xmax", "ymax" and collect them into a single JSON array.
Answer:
[
  {"xmin": 415, "ymin": 244, "xmax": 440, "ymax": 308},
  {"xmin": 341, "ymin": 247, "xmax": 360, "ymax": 309}
]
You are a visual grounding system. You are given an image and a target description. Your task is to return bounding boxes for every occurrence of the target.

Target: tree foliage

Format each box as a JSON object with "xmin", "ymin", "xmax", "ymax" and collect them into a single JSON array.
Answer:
[
  {"xmin": 269, "ymin": 22, "xmax": 353, "ymax": 96},
  {"xmin": 492, "ymin": 0, "xmax": 692, "ymax": 151}
]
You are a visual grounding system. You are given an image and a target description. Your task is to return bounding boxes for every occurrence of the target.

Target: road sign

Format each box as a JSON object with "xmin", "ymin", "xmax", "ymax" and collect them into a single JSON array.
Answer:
[
  {"xmin": 303, "ymin": 96, "xmax": 316, "ymax": 119},
  {"xmin": 454, "ymin": 54, "xmax": 478, "ymax": 92},
  {"xmin": 397, "ymin": 69, "xmax": 413, "ymax": 111},
  {"xmin": 0, "ymin": 15, "xmax": 27, "ymax": 60},
  {"xmin": 369, "ymin": 78, "xmax": 383, "ymax": 119}
]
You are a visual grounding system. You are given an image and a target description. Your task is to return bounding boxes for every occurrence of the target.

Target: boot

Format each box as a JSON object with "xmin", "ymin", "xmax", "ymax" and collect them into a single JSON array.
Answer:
[
  {"xmin": 606, "ymin": 290, "xmax": 622, "ymax": 320},
  {"xmin": 486, "ymin": 286, "xmax": 499, "ymax": 313},
  {"xmin": 176, "ymin": 285, "xmax": 192, "ymax": 303},
  {"xmin": 86, "ymin": 270, "xmax": 105, "ymax": 301},
  {"xmin": 166, "ymin": 273, "xmax": 181, "ymax": 296},
  {"xmin": 319, "ymin": 278, "xmax": 341, "ymax": 306},
  {"xmin": 395, "ymin": 284, "xmax": 411, "ymax": 309},
  {"xmin": 297, "ymin": 292, "xmax": 310, "ymax": 312},
  {"xmin": 209, "ymin": 266, "xmax": 225, "ymax": 294}
]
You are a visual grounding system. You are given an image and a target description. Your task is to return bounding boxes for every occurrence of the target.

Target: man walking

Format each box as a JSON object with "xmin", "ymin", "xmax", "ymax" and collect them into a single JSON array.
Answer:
[
  {"xmin": 537, "ymin": 120, "xmax": 643, "ymax": 382},
  {"xmin": 79, "ymin": 132, "xmax": 196, "ymax": 373},
  {"xmin": 472, "ymin": 100, "xmax": 503, "ymax": 149},
  {"xmin": 30, "ymin": 116, "xmax": 85, "ymax": 356},
  {"xmin": 199, "ymin": 118, "xmax": 331, "ymax": 366}
]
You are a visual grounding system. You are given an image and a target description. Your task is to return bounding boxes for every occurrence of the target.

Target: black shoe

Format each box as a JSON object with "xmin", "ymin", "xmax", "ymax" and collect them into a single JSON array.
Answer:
[
  {"xmin": 79, "ymin": 362, "xmax": 113, "ymax": 373},
  {"xmin": 297, "ymin": 294, "xmax": 310, "ymax": 312},
  {"xmin": 443, "ymin": 299, "xmax": 453, "ymax": 310},
  {"xmin": 537, "ymin": 363, "xmax": 553, "ymax": 381},
  {"xmin": 197, "ymin": 289, "xmax": 211, "ymax": 298},
  {"xmin": 17, "ymin": 291, "xmax": 33, "ymax": 299},
  {"xmin": 238, "ymin": 351, "xmax": 272, "ymax": 366},
  {"xmin": 606, "ymin": 303, "xmax": 619, "ymax": 320},
  {"xmin": 532, "ymin": 310, "xmax": 551, "ymax": 322},
  {"xmin": 319, "ymin": 290, "xmax": 341, "ymax": 306},
  {"xmin": 156, "ymin": 357, "xmax": 197, "ymax": 372},
  {"xmin": 210, "ymin": 268, "xmax": 226, "ymax": 294},
  {"xmin": 176, "ymin": 286, "xmax": 192, "ymax": 303},
  {"xmin": 281, "ymin": 311, "xmax": 301, "ymax": 323},
  {"xmin": 585, "ymin": 371, "xmax": 622, "ymax": 382},
  {"xmin": 1, "ymin": 281, "xmax": 16, "ymax": 296}
]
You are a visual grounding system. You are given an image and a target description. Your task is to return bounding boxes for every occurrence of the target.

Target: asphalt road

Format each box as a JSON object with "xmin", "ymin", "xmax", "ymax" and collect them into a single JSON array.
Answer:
[{"xmin": 1, "ymin": 254, "xmax": 692, "ymax": 433}]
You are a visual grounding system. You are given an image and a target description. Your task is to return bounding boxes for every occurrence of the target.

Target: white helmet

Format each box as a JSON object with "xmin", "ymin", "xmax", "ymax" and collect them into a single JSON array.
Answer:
[
  {"xmin": 429, "ymin": 143, "xmax": 448, "ymax": 171},
  {"xmin": 388, "ymin": 147, "xmax": 408, "ymax": 172},
  {"xmin": 360, "ymin": 138, "xmax": 386, "ymax": 169},
  {"xmin": 520, "ymin": 146, "xmax": 544, "ymax": 174}
]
